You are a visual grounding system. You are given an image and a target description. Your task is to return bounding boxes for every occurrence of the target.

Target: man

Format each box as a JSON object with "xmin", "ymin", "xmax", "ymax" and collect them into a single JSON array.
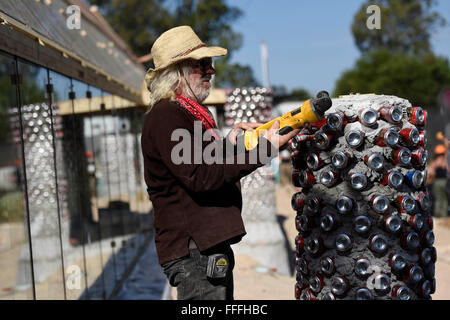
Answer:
[{"xmin": 141, "ymin": 26, "xmax": 299, "ymax": 300}]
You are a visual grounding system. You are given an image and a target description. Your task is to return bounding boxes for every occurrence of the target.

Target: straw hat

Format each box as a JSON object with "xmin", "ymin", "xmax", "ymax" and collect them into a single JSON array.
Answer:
[{"xmin": 145, "ymin": 26, "xmax": 227, "ymax": 85}]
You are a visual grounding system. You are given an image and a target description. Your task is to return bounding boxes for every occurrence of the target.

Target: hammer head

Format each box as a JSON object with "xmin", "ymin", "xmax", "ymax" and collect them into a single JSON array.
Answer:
[{"xmin": 312, "ymin": 91, "xmax": 332, "ymax": 117}]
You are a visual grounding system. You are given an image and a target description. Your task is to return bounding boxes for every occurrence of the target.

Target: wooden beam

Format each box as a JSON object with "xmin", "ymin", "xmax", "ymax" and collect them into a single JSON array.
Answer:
[{"xmin": 57, "ymin": 95, "xmax": 138, "ymax": 115}]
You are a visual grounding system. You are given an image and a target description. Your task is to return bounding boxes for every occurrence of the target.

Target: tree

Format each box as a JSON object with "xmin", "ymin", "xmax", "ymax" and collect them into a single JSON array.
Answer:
[
  {"xmin": 351, "ymin": 0, "xmax": 446, "ymax": 56},
  {"xmin": 290, "ymin": 88, "xmax": 311, "ymax": 101},
  {"xmin": 271, "ymin": 84, "xmax": 287, "ymax": 97},
  {"xmin": 334, "ymin": 0, "xmax": 450, "ymax": 108},
  {"xmin": 89, "ymin": 0, "xmax": 258, "ymax": 88},
  {"xmin": 333, "ymin": 49, "xmax": 450, "ymax": 108},
  {"xmin": 89, "ymin": 0, "xmax": 170, "ymax": 58},
  {"xmin": 272, "ymin": 86, "xmax": 311, "ymax": 104}
]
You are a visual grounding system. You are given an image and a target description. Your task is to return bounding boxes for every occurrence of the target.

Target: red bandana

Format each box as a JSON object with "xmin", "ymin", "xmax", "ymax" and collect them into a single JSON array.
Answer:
[{"xmin": 176, "ymin": 94, "xmax": 220, "ymax": 140}]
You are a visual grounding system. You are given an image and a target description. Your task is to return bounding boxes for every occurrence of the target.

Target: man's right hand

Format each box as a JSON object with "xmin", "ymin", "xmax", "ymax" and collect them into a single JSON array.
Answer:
[
  {"xmin": 263, "ymin": 120, "xmax": 300, "ymax": 149},
  {"xmin": 227, "ymin": 122, "xmax": 263, "ymax": 146}
]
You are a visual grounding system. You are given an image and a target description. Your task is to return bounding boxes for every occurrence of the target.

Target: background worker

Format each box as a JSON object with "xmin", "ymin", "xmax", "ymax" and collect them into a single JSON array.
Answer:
[
  {"xmin": 427, "ymin": 144, "xmax": 450, "ymax": 217},
  {"xmin": 445, "ymin": 135, "xmax": 450, "ymax": 216},
  {"xmin": 141, "ymin": 26, "xmax": 308, "ymax": 300}
]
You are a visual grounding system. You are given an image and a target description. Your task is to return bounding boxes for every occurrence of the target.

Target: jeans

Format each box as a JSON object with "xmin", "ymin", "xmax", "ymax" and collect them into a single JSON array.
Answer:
[{"xmin": 162, "ymin": 243, "xmax": 235, "ymax": 300}]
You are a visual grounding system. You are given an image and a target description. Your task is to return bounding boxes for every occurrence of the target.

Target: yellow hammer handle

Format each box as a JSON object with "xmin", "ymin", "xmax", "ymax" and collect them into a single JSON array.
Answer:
[{"xmin": 244, "ymin": 99, "xmax": 320, "ymax": 150}]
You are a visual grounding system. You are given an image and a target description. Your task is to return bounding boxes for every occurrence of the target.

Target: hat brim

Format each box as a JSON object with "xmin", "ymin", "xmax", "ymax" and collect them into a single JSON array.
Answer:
[{"xmin": 145, "ymin": 45, "xmax": 227, "ymax": 83}]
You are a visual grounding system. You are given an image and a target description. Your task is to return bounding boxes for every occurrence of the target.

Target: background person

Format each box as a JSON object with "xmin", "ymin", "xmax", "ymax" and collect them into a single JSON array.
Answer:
[
  {"xmin": 445, "ymin": 135, "xmax": 450, "ymax": 216},
  {"xmin": 427, "ymin": 144, "xmax": 449, "ymax": 217}
]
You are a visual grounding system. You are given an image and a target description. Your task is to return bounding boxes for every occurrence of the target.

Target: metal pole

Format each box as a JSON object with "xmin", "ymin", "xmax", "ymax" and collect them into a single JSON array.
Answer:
[{"xmin": 260, "ymin": 41, "xmax": 270, "ymax": 88}]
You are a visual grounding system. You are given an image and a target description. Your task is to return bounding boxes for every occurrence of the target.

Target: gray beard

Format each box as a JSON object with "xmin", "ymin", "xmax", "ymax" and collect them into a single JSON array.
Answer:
[
  {"xmin": 193, "ymin": 84, "xmax": 211, "ymax": 103},
  {"xmin": 185, "ymin": 78, "xmax": 211, "ymax": 103},
  {"xmin": 180, "ymin": 65, "xmax": 211, "ymax": 103}
]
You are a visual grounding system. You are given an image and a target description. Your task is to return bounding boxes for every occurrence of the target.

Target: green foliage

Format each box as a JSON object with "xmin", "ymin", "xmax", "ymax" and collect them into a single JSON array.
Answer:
[
  {"xmin": 90, "ymin": 0, "xmax": 173, "ymax": 58},
  {"xmin": 335, "ymin": 0, "xmax": 450, "ymax": 107},
  {"xmin": 271, "ymin": 85, "xmax": 288, "ymax": 97},
  {"xmin": 172, "ymin": 0, "xmax": 244, "ymax": 59},
  {"xmin": 333, "ymin": 49, "xmax": 450, "ymax": 108},
  {"xmin": 0, "ymin": 191, "xmax": 24, "ymax": 223},
  {"xmin": 272, "ymin": 85, "xmax": 311, "ymax": 103},
  {"xmin": 351, "ymin": 0, "xmax": 446, "ymax": 56},
  {"xmin": 290, "ymin": 88, "xmax": 311, "ymax": 101},
  {"xmin": 89, "ymin": 0, "xmax": 258, "ymax": 88}
]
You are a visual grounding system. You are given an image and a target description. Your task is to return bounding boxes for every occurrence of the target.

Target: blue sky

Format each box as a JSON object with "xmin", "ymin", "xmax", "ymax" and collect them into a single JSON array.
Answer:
[{"xmin": 226, "ymin": 0, "xmax": 450, "ymax": 95}]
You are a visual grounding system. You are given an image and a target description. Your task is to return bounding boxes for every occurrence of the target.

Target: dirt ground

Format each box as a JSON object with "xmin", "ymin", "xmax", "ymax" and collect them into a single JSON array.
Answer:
[{"xmin": 231, "ymin": 183, "xmax": 450, "ymax": 300}]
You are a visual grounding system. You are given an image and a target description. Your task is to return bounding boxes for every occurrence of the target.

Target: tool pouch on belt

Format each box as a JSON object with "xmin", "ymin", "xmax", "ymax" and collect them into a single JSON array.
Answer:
[{"xmin": 206, "ymin": 254, "xmax": 229, "ymax": 279}]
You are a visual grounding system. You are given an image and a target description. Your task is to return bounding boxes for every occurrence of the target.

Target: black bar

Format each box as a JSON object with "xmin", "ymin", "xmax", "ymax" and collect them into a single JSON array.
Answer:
[
  {"xmin": 100, "ymin": 91, "xmax": 119, "ymax": 286},
  {"xmin": 13, "ymin": 56, "xmax": 36, "ymax": 300},
  {"xmin": 47, "ymin": 69, "xmax": 67, "ymax": 300},
  {"xmin": 86, "ymin": 85, "xmax": 107, "ymax": 299},
  {"xmin": 69, "ymin": 78, "xmax": 89, "ymax": 299}
]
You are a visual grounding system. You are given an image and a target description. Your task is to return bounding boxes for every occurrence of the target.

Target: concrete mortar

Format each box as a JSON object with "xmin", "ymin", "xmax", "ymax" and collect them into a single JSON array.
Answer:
[{"xmin": 294, "ymin": 94, "xmax": 431, "ymax": 300}]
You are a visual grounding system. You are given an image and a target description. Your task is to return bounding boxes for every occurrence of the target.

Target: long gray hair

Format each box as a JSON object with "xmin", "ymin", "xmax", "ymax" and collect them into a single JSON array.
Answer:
[
  {"xmin": 146, "ymin": 61, "xmax": 200, "ymax": 111},
  {"xmin": 146, "ymin": 64, "xmax": 183, "ymax": 111}
]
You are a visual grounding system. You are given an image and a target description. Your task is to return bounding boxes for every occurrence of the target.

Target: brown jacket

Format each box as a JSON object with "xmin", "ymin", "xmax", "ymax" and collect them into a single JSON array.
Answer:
[{"xmin": 141, "ymin": 99, "xmax": 274, "ymax": 264}]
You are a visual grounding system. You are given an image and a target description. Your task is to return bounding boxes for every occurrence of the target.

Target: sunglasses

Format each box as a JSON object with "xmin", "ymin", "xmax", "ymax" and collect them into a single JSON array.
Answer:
[{"xmin": 190, "ymin": 58, "xmax": 213, "ymax": 72}]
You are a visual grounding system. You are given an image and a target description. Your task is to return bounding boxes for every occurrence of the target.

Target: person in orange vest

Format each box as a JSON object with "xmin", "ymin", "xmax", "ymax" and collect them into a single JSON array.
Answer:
[{"xmin": 427, "ymin": 144, "xmax": 449, "ymax": 217}]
